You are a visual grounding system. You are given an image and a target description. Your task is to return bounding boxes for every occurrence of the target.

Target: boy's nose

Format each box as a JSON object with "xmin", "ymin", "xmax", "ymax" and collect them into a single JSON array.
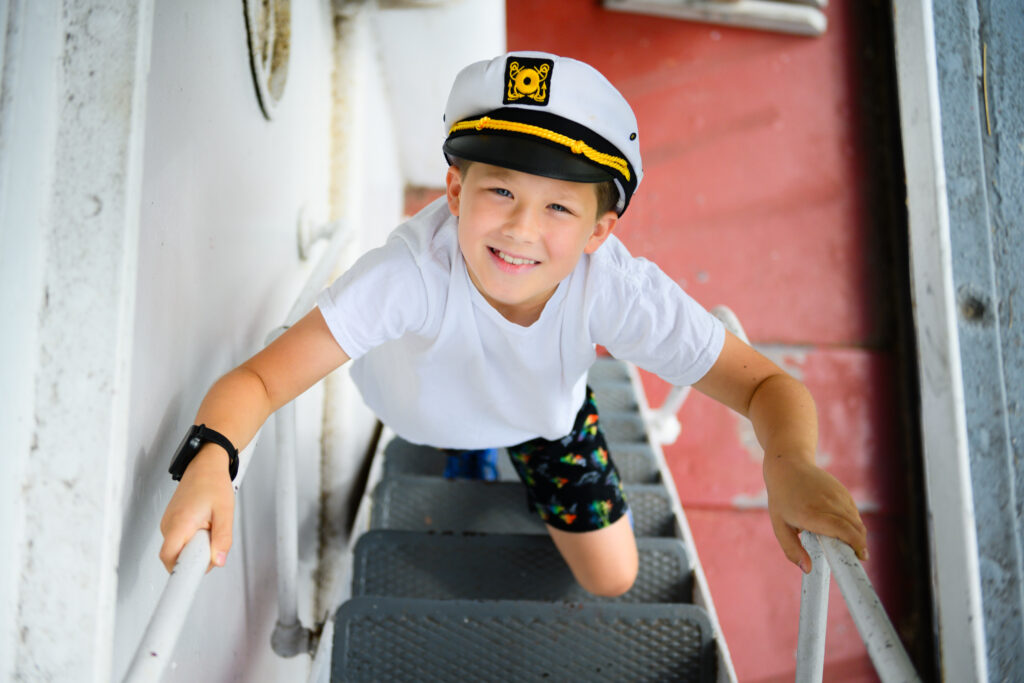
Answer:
[{"xmin": 501, "ymin": 208, "xmax": 539, "ymax": 242}]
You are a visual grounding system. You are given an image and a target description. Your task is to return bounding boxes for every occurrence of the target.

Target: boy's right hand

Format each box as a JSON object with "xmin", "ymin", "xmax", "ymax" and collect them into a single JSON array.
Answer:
[{"xmin": 159, "ymin": 446, "xmax": 236, "ymax": 573}]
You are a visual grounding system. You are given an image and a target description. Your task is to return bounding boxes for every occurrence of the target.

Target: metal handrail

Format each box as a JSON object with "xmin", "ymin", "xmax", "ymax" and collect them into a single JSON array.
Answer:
[
  {"xmin": 644, "ymin": 307, "xmax": 917, "ymax": 681},
  {"xmin": 121, "ymin": 433, "xmax": 262, "ymax": 682},
  {"xmin": 795, "ymin": 531, "xmax": 920, "ymax": 683},
  {"xmin": 123, "ymin": 219, "xmax": 352, "ymax": 682}
]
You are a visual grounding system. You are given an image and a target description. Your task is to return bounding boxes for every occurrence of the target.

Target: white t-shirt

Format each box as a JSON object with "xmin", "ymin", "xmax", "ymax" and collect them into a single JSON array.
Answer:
[{"xmin": 316, "ymin": 198, "xmax": 724, "ymax": 449}]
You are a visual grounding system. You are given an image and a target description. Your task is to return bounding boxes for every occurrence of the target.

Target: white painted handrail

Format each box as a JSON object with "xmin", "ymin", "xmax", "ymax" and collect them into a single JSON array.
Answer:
[
  {"xmin": 123, "ymin": 219, "xmax": 352, "ymax": 681},
  {"xmin": 795, "ymin": 532, "xmax": 920, "ymax": 683},
  {"xmin": 122, "ymin": 434, "xmax": 261, "ymax": 682},
  {"xmin": 283, "ymin": 219, "xmax": 353, "ymax": 328}
]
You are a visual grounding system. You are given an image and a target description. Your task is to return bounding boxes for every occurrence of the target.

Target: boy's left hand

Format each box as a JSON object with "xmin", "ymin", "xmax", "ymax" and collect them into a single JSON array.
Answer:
[
  {"xmin": 693, "ymin": 330, "xmax": 869, "ymax": 573},
  {"xmin": 764, "ymin": 455, "xmax": 868, "ymax": 573}
]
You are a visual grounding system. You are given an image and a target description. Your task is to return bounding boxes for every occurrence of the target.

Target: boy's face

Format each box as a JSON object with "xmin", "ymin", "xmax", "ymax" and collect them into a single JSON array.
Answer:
[{"xmin": 446, "ymin": 162, "xmax": 617, "ymax": 326}]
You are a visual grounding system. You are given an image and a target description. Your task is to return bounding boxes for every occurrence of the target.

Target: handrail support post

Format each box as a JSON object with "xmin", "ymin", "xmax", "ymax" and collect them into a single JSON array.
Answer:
[{"xmin": 796, "ymin": 531, "xmax": 830, "ymax": 682}]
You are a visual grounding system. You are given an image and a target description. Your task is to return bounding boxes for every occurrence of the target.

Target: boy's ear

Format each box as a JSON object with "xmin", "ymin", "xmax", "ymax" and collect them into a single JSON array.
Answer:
[
  {"xmin": 445, "ymin": 165, "xmax": 463, "ymax": 217},
  {"xmin": 583, "ymin": 210, "xmax": 618, "ymax": 254}
]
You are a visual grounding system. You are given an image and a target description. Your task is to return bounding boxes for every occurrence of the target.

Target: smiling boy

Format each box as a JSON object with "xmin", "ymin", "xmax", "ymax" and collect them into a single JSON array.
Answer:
[
  {"xmin": 452, "ymin": 161, "xmax": 616, "ymax": 327},
  {"xmin": 160, "ymin": 52, "xmax": 867, "ymax": 596}
]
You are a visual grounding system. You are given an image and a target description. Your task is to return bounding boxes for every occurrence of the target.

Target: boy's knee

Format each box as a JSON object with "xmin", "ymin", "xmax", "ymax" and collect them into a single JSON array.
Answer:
[{"xmin": 579, "ymin": 560, "xmax": 638, "ymax": 598}]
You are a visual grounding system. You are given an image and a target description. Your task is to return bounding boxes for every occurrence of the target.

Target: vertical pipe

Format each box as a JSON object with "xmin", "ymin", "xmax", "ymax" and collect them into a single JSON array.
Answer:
[
  {"xmin": 275, "ymin": 400, "xmax": 300, "ymax": 629},
  {"xmin": 269, "ymin": 399, "xmax": 312, "ymax": 657},
  {"xmin": 795, "ymin": 531, "xmax": 830, "ymax": 683}
]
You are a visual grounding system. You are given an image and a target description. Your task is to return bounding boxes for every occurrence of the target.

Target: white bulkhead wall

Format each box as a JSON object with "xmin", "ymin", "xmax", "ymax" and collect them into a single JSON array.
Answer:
[
  {"xmin": 0, "ymin": 0, "xmax": 503, "ymax": 680},
  {"xmin": 111, "ymin": 1, "xmax": 351, "ymax": 681}
]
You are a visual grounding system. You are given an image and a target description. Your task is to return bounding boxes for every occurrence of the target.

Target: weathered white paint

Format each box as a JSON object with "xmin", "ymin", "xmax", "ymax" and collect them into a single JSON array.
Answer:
[
  {"xmin": 0, "ymin": 0, "xmax": 155, "ymax": 680},
  {"xmin": 371, "ymin": 0, "xmax": 506, "ymax": 188},
  {"xmin": 891, "ymin": 1, "xmax": 986, "ymax": 680},
  {"xmin": 0, "ymin": 1, "xmax": 62, "ymax": 678}
]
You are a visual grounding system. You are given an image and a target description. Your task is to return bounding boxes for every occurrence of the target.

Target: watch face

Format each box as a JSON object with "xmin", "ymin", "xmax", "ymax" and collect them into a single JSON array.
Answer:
[
  {"xmin": 170, "ymin": 425, "xmax": 203, "ymax": 479},
  {"xmin": 175, "ymin": 425, "xmax": 201, "ymax": 457}
]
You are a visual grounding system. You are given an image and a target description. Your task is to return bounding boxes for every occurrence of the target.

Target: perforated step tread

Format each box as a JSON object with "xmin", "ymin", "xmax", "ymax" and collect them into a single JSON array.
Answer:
[
  {"xmin": 353, "ymin": 530, "xmax": 693, "ymax": 603},
  {"xmin": 371, "ymin": 476, "xmax": 675, "ymax": 537},
  {"xmin": 589, "ymin": 377, "xmax": 640, "ymax": 413},
  {"xmin": 381, "ymin": 437, "xmax": 661, "ymax": 484},
  {"xmin": 588, "ymin": 356, "xmax": 633, "ymax": 385},
  {"xmin": 332, "ymin": 597, "xmax": 716, "ymax": 682}
]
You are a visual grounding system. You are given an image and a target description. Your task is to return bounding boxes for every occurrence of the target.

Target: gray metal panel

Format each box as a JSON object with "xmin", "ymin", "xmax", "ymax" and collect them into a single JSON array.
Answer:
[
  {"xmin": 934, "ymin": 1, "xmax": 1024, "ymax": 674},
  {"xmin": 382, "ymin": 437, "xmax": 661, "ymax": 484},
  {"xmin": 352, "ymin": 531, "xmax": 693, "ymax": 603},
  {"xmin": 370, "ymin": 477, "xmax": 675, "ymax": 537},
  {"xmin": 332, "ymin": 597, "xmax": 715, "ymax": 682}
]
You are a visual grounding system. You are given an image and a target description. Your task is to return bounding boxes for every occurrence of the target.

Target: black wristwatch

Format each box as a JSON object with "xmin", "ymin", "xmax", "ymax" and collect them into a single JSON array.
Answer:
[{"xmin": 169, "ymin": 424, "xmax": 240, "ymax": 482}]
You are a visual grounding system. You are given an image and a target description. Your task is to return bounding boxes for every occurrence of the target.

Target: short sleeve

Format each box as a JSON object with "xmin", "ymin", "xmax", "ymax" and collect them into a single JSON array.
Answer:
[
  {"xmin": 588, "ymin": 242, "xmax": 725, "ymax": 387},
  {"xmin": 316, "ymin": 238, "xmax": 429, "ymax": 360}
]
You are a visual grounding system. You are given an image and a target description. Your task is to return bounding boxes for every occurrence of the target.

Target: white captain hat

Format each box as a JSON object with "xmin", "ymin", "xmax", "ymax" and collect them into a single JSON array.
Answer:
[{"xmin": 443, "ymin": 51, "xmax": 643, "ymax": 215}]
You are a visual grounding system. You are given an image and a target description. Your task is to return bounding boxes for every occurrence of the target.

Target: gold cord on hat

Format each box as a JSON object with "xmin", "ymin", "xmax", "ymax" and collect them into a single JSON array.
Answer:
[{"xmin": 449, "ymin": 116, "xmax": 631, "ymax": 182}]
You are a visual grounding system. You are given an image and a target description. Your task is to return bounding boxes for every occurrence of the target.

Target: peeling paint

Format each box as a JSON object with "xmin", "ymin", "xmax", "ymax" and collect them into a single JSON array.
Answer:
[
  {"xmin": 734, "ymin": 414, "xmax": 762, "ymax": 463},
  {"xmin": 759, "ymin": 345, "xmax": 810, "ymax": 382},
  {"xmin": 732, "ymin": 490, "xmax": 768, "ymax": 509}
]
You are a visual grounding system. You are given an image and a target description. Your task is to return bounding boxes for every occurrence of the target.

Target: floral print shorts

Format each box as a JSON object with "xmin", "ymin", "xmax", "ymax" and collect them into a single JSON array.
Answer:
[{"xmin": 507, "ymin": 387, "xmax": 629, "ymax": 533}]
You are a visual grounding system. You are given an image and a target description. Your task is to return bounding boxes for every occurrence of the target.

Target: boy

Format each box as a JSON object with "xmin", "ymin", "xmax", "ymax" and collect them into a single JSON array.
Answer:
[{"xmin": 160, "ymin": 52, "xmax": 867, "ymax": 596}]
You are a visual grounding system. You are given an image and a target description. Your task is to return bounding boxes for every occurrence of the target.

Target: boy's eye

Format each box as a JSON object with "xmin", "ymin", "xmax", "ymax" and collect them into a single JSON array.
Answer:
[
  {"xmin": 549, "ymin": 203, "xmax": 574, "ymax": 215},
  {"xmin": 491, "ymin": 188, "xmax": 512, "ymax": 198}
]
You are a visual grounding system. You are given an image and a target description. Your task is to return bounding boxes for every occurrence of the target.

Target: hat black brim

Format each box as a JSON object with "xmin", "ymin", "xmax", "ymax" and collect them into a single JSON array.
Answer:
[{"xmin": 443, "ymin": 134, "xmax": 613, "ymax": 183}]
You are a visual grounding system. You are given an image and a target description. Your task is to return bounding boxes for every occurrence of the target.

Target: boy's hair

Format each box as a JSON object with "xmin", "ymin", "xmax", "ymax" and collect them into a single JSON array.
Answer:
[{"xmin": 453, "ymin": 158, "xmax": 619, "ymax": 220}]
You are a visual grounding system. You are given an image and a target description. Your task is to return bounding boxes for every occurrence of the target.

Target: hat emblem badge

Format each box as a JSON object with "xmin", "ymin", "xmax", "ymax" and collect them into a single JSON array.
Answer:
[{"xmin": 506, "ymin": 60, "xmax": 550, "ymax": 105}]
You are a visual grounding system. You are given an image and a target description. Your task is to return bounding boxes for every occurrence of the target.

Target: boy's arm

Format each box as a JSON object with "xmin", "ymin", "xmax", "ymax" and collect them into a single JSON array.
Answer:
[
  {"xmin": 691, "ymin": 331, "xmax": 868, "ymax": 572},
  {"xmin": 158, "ymin": 308, "xmax": 350, "ymax": 572}
]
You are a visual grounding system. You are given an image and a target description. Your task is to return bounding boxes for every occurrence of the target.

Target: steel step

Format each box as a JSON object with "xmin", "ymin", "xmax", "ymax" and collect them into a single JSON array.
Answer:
[
  {"xmin": 381, "ymin": 436, "xmax": 662, "ymax": 484},
  {"xmin": 352, "ymin": 530, "xmax": 694, "ymax": 603},
  {"xmin": 370, "ymin": 476, "xmax": 676, "ymax": 537},
  {"xmin": 587, "ymin": 356, "xmax": 632, "ymax": 384},
  {"xmin": 332, "ymin": 597, "xmax": 716, "ymax": 682},
  {"xmin": 587, "ymin": 377, "xmax": 640, "ymax": 413},
  {"xmin": 327, "ymin": 357, "xmax": 732, "ymax": 681}
]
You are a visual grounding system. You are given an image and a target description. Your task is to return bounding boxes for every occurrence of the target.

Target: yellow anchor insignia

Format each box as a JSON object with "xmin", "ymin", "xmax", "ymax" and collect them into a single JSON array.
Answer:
[{"xmin": 506, "ymin": 60, "xmax": 551, "ymax": 105}]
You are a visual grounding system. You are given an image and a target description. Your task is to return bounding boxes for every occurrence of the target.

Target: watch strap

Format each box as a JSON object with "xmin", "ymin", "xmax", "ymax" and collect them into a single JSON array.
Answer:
[
  {"xmin": 195, "ymin": 424, "xmax": 240, "ymax": 481},
  {"xmin": 170, "ymin": 423, "xmax": 240, "ymax": 482}
]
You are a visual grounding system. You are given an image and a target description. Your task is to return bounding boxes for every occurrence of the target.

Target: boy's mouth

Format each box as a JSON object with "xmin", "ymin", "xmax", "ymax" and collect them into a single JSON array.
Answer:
[{"xmin": 489, "ymin": 247, "xmax": 539, "ymax": 267}]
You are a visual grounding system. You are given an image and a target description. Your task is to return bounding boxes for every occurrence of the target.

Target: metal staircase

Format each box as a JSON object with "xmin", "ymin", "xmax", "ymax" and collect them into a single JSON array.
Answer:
[
  {"xmin": 122, "ymin": 224, "xmax": 916, "ymax": 681},
  {"xmin": 328, "ymin": 358, "xmax": 735, "ymax": 682}
]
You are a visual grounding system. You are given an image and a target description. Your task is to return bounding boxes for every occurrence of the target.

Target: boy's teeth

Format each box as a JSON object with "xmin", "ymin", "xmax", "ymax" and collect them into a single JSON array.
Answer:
[{"xmin": 496, "ymin": 249, "xmax": 537, "ymax": 266}]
